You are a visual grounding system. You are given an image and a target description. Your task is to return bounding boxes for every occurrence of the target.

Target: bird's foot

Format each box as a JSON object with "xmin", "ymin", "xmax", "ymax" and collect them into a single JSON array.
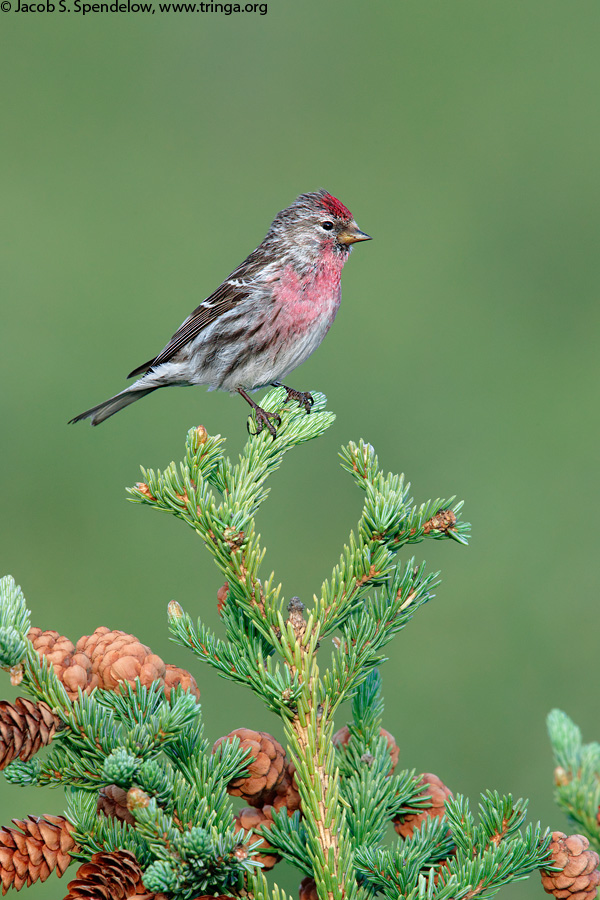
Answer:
[
  {"xmin": 248, "ymin": 405, "xmax": 282, "ymax": 439},
  {"xmin": 276, "ymin": 384, "xmax": 314, "ymax": 414},
  {"xmin": 237, "ymin": 387, "xmax": 282, "ymax": 438}
]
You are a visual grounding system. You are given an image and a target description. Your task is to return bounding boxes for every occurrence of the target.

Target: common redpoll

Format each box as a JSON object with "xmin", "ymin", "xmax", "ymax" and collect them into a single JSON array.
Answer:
[{"xmin": 70, "ymin": 190, "xmax": 371, "ymax": 436}]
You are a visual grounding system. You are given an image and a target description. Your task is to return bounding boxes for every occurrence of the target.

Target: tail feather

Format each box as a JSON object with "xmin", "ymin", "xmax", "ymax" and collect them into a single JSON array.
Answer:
[{"xmin": 69, "ymin": 386, "xmax": 159, "ymax": 426}]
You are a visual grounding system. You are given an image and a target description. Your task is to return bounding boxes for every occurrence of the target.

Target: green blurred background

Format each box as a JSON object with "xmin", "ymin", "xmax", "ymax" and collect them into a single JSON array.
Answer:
[{"xmin": 1, "ymin": 1, "xmax": 599, "ymax": 896}]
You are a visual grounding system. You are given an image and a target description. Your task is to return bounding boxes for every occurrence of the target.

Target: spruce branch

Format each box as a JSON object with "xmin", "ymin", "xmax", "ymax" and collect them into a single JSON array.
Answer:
[
  {"xmin": 355, "ymin": 816, "xmax": 458, "ymax": 899},
  {"xmin": 130, "ymin": 388, "xmax": 335, "ymax": 638},
  {"xmin": 442, "ymin": 793, "xmax": 552, "ymax": 897},
  {"xmin": 259, "ymin": 808, "xmax": 310, "ymax": 875},
  {"xmin": 250, "ymin": 870, "xmax": 295, "ymax": 900},
  {"xmin": 334, "ymin": 674, "xmax": 423, "ymax": 847},
  {"xmin": 66, "ymin": 788, "xmax": 150, "ymax": 864},
  {"xmin": 548, "ymin": 710, "xmax": 600, "ymax": 853},
  {"xmin": 0, "ymin": 576, "xmax": 31, "ymax": 667},
  {"xmin": 0, "ymin": 579, "xmax": 75, "ymax": 719},
  {"xmin": 322, "ymin": 560, "xmax": 438, "ymax": 711},
  {"xmin": 284, "ymin": 703, "xmax": 353, "ymax": 900},
  {"xmin": 356, "ymin": 794, "xmax": 550, "ymax": 900},
  {"xmin": 316, "ymin": 444, "xmax": 468, "ymax": 639}
]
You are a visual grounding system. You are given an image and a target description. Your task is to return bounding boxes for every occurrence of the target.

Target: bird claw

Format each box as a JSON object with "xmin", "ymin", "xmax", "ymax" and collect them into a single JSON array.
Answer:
[
  {"xmin": 247, "ymin": 406, "xmax": 282, "ymax": 439},
  {"xmin": 282, "ymin": 387, "xmax": 314, "ymax": 414}
]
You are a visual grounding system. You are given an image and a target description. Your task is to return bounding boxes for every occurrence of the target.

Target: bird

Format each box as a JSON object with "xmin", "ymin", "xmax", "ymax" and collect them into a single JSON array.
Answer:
[{"xmin": 69, "ymin": 189, "xmax": 371, "ymax": 437}]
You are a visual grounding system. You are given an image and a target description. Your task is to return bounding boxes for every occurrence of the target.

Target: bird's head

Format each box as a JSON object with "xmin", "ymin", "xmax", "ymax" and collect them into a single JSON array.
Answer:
[{"xmin": 266, "ymin": 190, "xmax": 372, "ymax": 267}]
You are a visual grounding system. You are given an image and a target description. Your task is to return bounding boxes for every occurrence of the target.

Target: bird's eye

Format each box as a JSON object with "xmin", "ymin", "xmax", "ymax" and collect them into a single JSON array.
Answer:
[{"xmin": 321, "ymin": 221, "xmax": 334, "ymax": 231}]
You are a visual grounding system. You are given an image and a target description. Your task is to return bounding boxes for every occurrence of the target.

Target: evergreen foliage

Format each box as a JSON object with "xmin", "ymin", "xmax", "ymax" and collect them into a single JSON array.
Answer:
[
  {"xmin": 548, "ymin": 710, "xmax": 600, "ymax": 853},
  {"xmin": 0, "ymin": 388, "xmax": 553, "ymax": 899}
]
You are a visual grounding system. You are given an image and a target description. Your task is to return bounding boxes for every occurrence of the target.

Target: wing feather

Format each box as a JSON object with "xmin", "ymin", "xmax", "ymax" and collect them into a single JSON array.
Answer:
[{"xmin": 126, "ymin": 252, "xmax": 268, "ymax": 379}]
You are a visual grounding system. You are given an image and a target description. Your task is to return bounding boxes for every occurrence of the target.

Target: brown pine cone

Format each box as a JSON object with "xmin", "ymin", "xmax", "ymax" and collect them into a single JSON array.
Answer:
[
  {"xmin": 77, "ymin": 629, "xmax": 167, "ymax": 692},
  {"xmin": 541, "ymin": 832, "xmax": 600, "ymax": 900},
  {"xmin": 270, "ymin": 761, "xmax": 301, "ymax": 815},
  {"xmin": 381, "ymin": 728, "xmax": 400, "ymax": 771},
  {"xmin": 299, "ymin": 876, "xmax": 318, "ymax": 900},
  {"xmin": 333, "ymin": 725, "xmax": 400, "ymax": 774},
  {"xmin": 0, "ymin": 698, "xmax": 60, "ymax": 769},
  {"xmin": 423, "ymin": 509, "xmax": 457, "ymax": 535},
  {"xmin": 63, "ymin": 849, "xmax": 151, "ymax": 899},
  {"xmin": 164, "ymin": 665, "xmax": 200, "ymax": 701},
  {"xmin": 332, "ymin": 725, "xmax": 350, "ymax": 748},
  {"xmin": 28, "ymin": 628, "xmax": 92, "ymax": 699},
  {"xmin": 97, "ymin": 784, "xmax": 135, "ymax": 826},
  {"xmin": 394, "ymin": 773, "xmax": 453, "ymax": 839},
  {"xmin": 0, "ymin": 814, "xmax": 77, "ymax": 894},
  {"xmin": 213, "ymin": 729, "xmax": 286, "ymax": 807},
  {"xmin": 29, "ymin": 625, "xmax": 199, "ymax": 702},
  {"xmin": 217, "ymin": 582, "xmax": 229, "ymax": 616},
  {"xmin": 234, "ymin": 806, "xmax": 279, "ymax": 869}
]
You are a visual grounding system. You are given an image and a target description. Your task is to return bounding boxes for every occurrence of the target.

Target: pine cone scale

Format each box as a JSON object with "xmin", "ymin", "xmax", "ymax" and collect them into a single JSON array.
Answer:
[
  {"xmin": 10, "ymin": 831, "xmax": 27, "ymax": 853},
  {"xmin": 24, "ymin": 842, "xmax": 43, "ymax": 866},
  {"xmin": 37, "ymin": 820, "xmax": 61, "ymax": 851},
  {"xmin": 11, "ymin": 851, "xmax": 29, "ymax": 878}
]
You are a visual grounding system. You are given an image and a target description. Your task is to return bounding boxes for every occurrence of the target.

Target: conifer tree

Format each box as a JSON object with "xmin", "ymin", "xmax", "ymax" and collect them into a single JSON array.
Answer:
[{"xmin": 0, "ymin": 388, "xmax": 591, "ymax": 900}]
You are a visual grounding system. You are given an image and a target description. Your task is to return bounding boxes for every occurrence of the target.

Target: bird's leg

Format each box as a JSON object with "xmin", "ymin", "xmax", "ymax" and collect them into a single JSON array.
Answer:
[
  {"xmin": 237, "ymin": 388, "xmax": 282, "ymax": 439},
  {"xmin": 271, "ymin": 382, "xmax": 314, "ymax": 414}
]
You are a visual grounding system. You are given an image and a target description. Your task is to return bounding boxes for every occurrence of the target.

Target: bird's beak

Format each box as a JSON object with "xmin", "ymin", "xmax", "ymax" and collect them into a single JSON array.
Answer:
[{"xmin": 337, "ymin": 222, "xmax": 373, "ymax": 245}]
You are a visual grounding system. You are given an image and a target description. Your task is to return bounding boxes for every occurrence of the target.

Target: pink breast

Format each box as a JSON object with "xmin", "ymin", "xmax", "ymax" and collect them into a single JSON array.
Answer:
[{"xmin": 273, "ymin": 253, "xmax": 343, "ymax": 337}]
